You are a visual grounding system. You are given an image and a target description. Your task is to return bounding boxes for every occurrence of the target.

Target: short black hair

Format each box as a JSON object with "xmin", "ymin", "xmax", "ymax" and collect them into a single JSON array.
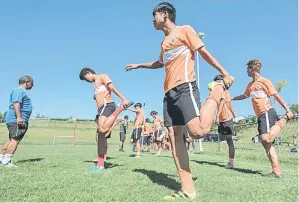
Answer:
[
  {"xmin": 150, "ymin": 111, "xmax": 158, "ymax": 115},
  {"xmin": 79, "ymin": 67, "xmax": 96, "ymax": 80},
  {"xmin": 214, "ymin": 75, "xmax": 224, "ymax": 81},
  {"xmin": 124, "ymin": 115, "xmax": 128, "ymax": 119},
  {"xmin": 153, "ymin": 2, "xmax": 176, "ymax": 23},
  {"xmin": 134, "ymin": 103, "xmax": 142, "ymax": 108}
]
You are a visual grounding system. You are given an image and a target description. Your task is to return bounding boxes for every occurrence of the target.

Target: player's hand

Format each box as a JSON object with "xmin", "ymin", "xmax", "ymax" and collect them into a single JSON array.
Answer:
[
  {"xmin": 286, "ymin": 111, "xmax": 294, "ymax": 120},
  {"xmin": 223, "ymin": 75, "xmax": 234, "ymax": 89},
  {"xmin": 17, "ymin": 117, "xmax": 24, "ymax": 125},
  {"xmin": 122, "ymin": 99, "xmax": 130, "ymax": 107},
  {"xmin": 125, "ymin": 64, "xmax": 139, "ymax": 71}
]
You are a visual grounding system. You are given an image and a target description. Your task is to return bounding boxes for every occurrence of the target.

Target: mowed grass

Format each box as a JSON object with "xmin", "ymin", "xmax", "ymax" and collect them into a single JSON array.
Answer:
[{"xmin": 0, "ymin": 123, "xmax": 298, "ymax": 202}]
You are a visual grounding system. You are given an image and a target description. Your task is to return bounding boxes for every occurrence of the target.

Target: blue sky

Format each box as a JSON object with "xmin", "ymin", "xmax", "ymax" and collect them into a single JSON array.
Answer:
[{"xmin": 0, "ymin": 0, "xmax": 297, "ymax": 120}]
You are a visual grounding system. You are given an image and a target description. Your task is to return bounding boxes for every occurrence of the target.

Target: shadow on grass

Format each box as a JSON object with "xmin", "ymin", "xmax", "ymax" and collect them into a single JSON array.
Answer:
[
  {"xmin": 154, "ymin": 155, "xmax": 172, "ymax": 158},
  {"xmin": 133, "ymin": 169, "xmax": 180, "ymax": 190},
  {"xmin": 83, "ymin": 160, "xmax": 123, "ymax": 169},
  {"xmin": 104, "ymin": 162, "xmax": 123, "ymax": 169},
  {"xmin": 192, "ymin": 160, "xmax": 263, "ymax": 175},
  {"xmin": 15, "ymin": 158, "xmax": 44, "ymax": 163},
  {"xmin": 235, "ymin": 147, "xmax": 254, "ymax": 151},
  {"xmin": 83, "ymin": 157, "xmax": 114, "ymax": 163}
]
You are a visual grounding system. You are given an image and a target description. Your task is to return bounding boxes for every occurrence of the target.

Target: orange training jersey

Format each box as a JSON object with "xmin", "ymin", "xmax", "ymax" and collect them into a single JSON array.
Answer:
[
  {"xmin": 243, "ymin": 77, "xmax": 277, "ymax": 117},
  {"xmin": 159, "ymin": 25, "xmax": 204, "ymax": 93},
  {"xmin": 94, "ymin": 74, "xmax": 114, "ymax": 108},
  {"xmin": 218, "ymin": 91, "xmax": 235, "ymax": 122}
]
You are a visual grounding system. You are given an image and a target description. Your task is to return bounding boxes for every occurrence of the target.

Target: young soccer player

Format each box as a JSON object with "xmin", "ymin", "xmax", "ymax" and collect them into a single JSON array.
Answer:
[
  {"xmin": 214, "ymin": 75, "xmax": 236, "ymax": 169},
  {"xmin": 231, "ymin": 59, "xmax": 294, "ymax": 178},
  {"xmin": 119, "ymin": 116, "xmax": 129, "ymax": 152},
  {"xmin": 141, "ymin": 118, "xmax": 152, "ymax": 152},
  {"xmin": 150, "ymin": 111, "xmax": 164, "ymax": 155},
  {"xmin": 125, "ymin": 2, "xmax": 234, "ymax": 199},
  {"xmin": 128, "ymin": 103, "xmax": 145, "ymax": 158},
  {"xmin": 79, "ymin": 67, "xmax": 133, "ymax": 172}
]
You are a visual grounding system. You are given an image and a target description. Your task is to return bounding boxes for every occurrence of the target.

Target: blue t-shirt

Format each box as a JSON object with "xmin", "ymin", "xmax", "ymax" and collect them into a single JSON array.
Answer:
[{"xmin": 6, "ymin": 87, "xmax": 33, "ymax": 123}]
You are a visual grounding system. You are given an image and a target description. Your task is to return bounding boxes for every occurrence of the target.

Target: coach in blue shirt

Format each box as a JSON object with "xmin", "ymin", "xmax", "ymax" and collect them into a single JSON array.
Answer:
[{"xmin": 0, "ymin": 75, "xmax": 34, "ymax": 167}]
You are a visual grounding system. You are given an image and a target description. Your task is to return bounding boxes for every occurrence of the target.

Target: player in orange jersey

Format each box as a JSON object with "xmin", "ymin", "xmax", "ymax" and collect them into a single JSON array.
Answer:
[
  {"xmin": 79, "ymin": 67, "xmax": 134, "ymax": 172},
  {"xmin": 141, "ymin": 118, "xmax": 152, "ymax": 152},
  {"xmin": 125, "ymin": 2, "xmax": 234, "ymax": 200},
  {"xmin": 150, "ymin": 111, "xmax": 164, "ymax": 155},
  {"xmin": 128, "ymin": 103, "xmax": 145, "ymax": 158},
  {"xmin": 214, "ymin": 75, "xmax": 237, "ymax": 169},
  {"xmin": 231, "ymin": 59, "xmax": 294, "ymax": 178}
]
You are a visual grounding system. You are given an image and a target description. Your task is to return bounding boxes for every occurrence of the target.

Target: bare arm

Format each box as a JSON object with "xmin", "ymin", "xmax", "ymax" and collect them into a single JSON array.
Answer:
[
  {"xmin": 13, "ymin": 102, "xmax": 24, "ymax": 124},
  {"xmin": 125, "ymin": 61, "xmax": 164, "ymax": 71},
  {"xmin": 127, "ymin": 108, "xmax": 137, "ymax": 112},
  {"xmin": 232, "ymin": 94, "xmax": 247, "ymax": 101},
  {"xmin": 273, "ymin": 94, "xmax": 291, "ymax": 113},
  {"xmin": 197, "ymin": 46, "xmax": 229, "ymax": 76},
  {"xmin": 13, "ymin": 102, "xmax": 22, "ymax": 118}
]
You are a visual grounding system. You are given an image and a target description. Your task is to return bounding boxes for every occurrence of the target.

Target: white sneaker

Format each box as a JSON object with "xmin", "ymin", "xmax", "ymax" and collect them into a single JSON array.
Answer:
[{"xmin": 5, "ymin": 161, "xmax": 17, "ymax": 167}]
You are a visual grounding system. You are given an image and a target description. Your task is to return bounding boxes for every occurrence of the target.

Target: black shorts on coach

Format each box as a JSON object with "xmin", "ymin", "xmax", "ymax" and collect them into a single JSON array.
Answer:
[
  {"xmin": 7, "ymin": 122, "xmax": 29, "ymax": 141},
  {"xmin": 163, "ymin": 81, "xmax": 201, "ymax": 127}
]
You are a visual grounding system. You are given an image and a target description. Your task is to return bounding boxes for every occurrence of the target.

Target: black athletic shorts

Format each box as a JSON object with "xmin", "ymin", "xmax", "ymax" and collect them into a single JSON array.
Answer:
[
  {"xmin": 131, "ymin": 128, "xmax": 142, "ymax": 141},
  {"xmin": 95, "ymin": 102, "xmax": 116, "ymax": 139},
  {"xmin": 148, "ymin": 135, "xmax": 154, "ymax": 143},
  {"xmin": 7, "ymin": 122, "xmax": 29, "ymax": 141},
  {"xmin": 95, "ymin": 102, "xmax": 116, "ymax": 122},
  {"xmin": 164, "ymin": 82, "xmax": 201, "ymax": 127},
  {"xmin": 218, "ymin": 119, "xmax": 234, "ymax": 135},
  {"xmin": 154, "ymin": 129, "xmax": 164, "ymax": 142},
  {"xmin": 120, "ymin": 132, "xmax": 126, "ymax": 141},
  {"xmin": 258, "ymin": 108, "xmax": 278, "ymax": 135},
  {"xmin": 141, "ymin": 135, "xmax": 149, "ymax": 145}
]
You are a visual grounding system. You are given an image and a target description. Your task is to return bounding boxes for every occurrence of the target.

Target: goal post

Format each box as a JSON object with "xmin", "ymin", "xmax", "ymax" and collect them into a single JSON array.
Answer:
[{"xmin": 52, "ymin": 118, "xmax": 78, "ymax": 151}]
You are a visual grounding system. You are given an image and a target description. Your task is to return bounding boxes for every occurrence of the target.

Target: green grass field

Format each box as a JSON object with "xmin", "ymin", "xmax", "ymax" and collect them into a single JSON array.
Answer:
[{"xmin": 0, "ymin": 122, "xmax": 298, "ymax": 202}]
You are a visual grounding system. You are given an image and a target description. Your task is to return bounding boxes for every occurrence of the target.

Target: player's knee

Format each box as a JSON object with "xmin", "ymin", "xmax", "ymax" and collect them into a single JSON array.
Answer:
[
  {"xmin": 98, "ymin": 126, "xmax": 108, "ymax": 133},
  {"xmin": 189, "ymin": 126, "xmax": 211, "ymax": 139},
  {"xmin": 260, "ymin": 135, "xmax": 272, "ymax": 143},
  {"xmin": 1, "ymin": 145, "xmax": 7, "ymax": 151}
]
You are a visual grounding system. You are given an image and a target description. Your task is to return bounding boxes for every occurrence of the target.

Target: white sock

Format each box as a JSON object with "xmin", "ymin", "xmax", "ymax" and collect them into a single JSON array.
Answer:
[
  {"xmin": 0, "ymin": 154, "xmax": 4, "ymax": 162},
  {"xmin": 2, "ymin": 154, "xmax": 13, "ymax": 164}
]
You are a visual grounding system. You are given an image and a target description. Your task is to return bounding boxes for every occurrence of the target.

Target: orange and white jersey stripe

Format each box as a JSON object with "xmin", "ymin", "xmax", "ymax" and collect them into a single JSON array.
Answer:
[
  {"xmin": 94, "ymin": 74, "xmax": 113, "ymax": 108},
  {"xmin": 244, "ymin": 77, "xmax": 277, "ymax": 117},
  {"xmin": 159, "ymin": 25, "xmax": 204, "ymax": 93}
]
